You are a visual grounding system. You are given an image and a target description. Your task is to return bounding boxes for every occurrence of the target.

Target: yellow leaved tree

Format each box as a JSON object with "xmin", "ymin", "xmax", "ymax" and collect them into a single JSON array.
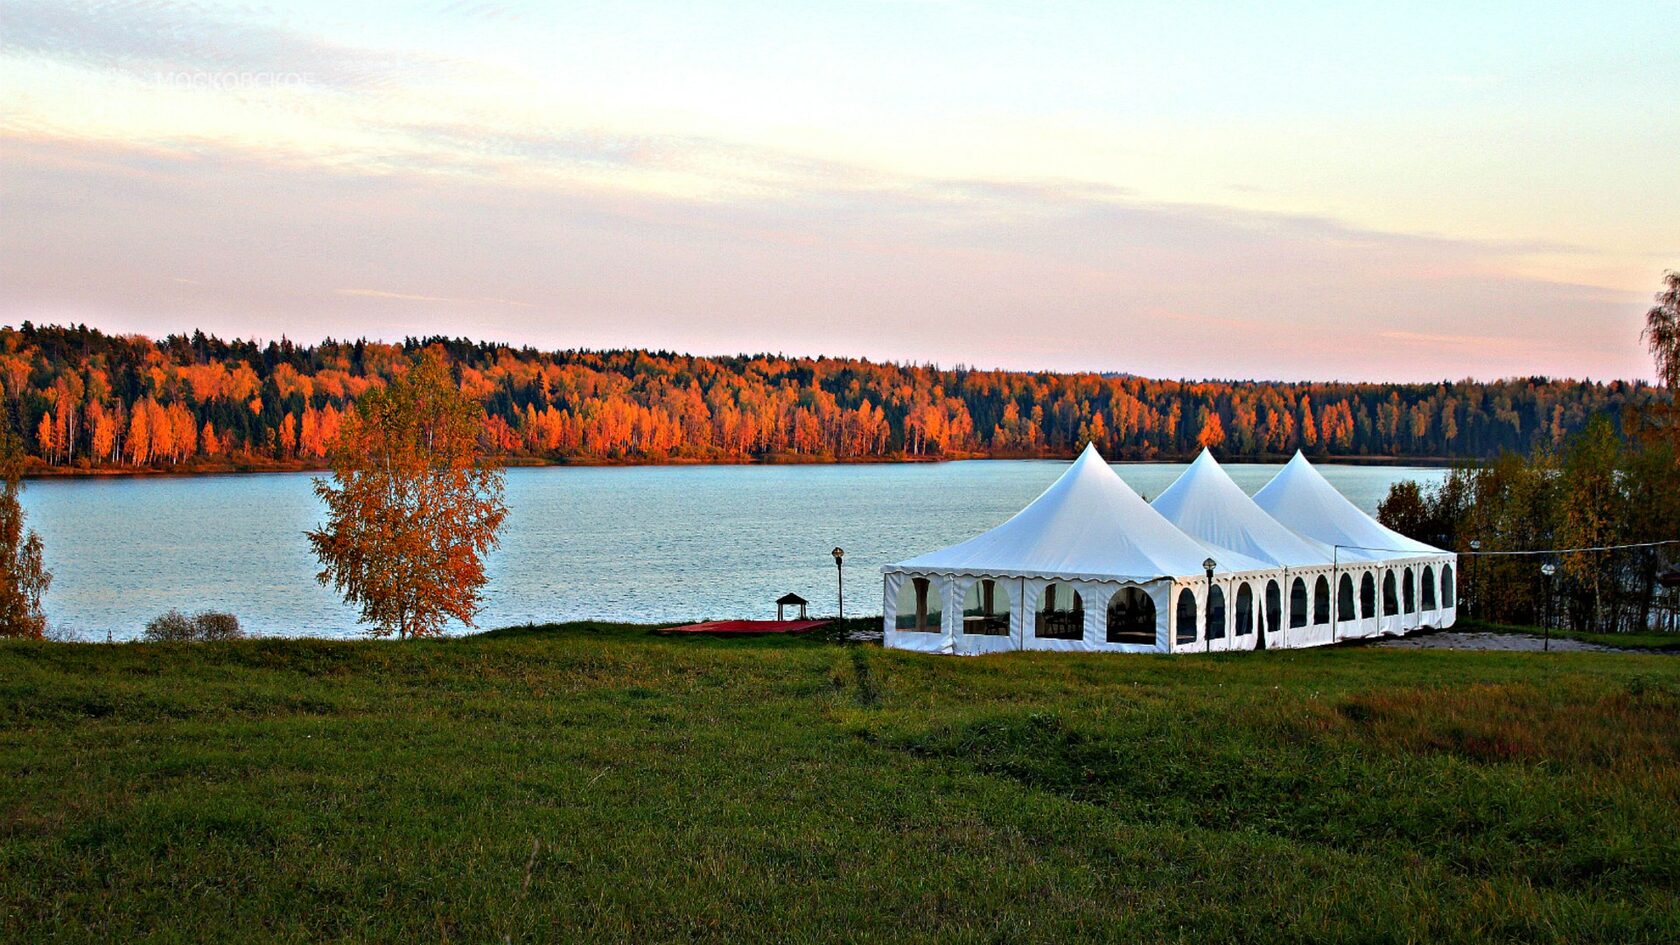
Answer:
[{"xmin": 309, "ymin": 353, "xmax": 508, "ymax": 639}]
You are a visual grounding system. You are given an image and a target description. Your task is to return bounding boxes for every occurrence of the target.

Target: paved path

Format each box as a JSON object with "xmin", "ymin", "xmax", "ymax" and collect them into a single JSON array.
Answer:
[{"xmin": 1376, "ymin": 630, "xmax": 1640, "ymax": 653}]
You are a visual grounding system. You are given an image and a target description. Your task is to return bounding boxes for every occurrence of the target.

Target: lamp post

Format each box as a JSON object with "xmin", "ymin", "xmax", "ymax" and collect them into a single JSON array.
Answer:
[
  {"xmin": 832, "ymin": 547, "xmax": 845, "ymax": 621},
  {"xmin": 1540, "ymin": 561, "xmax": 1556, "ymax": 651},
  {"xmin": 1468, "ymin": 539, "xmax": 1482, "ymax": 619},
  {"xmin": 1203, "ymin": 557, "xmax": 1216, "ymax": 648}
]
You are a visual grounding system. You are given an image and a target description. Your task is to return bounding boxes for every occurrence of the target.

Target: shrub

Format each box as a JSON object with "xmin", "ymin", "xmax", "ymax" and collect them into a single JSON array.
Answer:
[
  {"xmin": 193, "ymin": 612, "xmax": 243, "ymax": 641},
  {"xmin": 143, "ymin": 610, "xmax": 244, "ymax": 642}
]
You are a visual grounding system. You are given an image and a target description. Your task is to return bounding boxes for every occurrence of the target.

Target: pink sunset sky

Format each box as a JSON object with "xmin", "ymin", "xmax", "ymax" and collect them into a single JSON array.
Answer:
[{"xmin": 1, "ymin": 1, "xmax": 1675, "ymax": 382}]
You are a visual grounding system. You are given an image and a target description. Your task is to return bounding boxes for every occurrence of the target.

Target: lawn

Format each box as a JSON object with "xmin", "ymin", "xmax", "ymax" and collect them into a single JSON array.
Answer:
[{"xmin": 2, "ymin": 623, "xmax": 1678, "ymax": 943}]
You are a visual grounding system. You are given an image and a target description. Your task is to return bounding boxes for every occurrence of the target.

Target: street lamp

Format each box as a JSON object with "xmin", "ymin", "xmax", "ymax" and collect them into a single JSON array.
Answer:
[
  {"xmin": 832, "ymin": 547, "xmax": 845, "ymax": 621},
  {"xmin": 1468, "ymin": 539, "xmax": 1482, "ymax": 619},
  {"xmin": 1203, "ymin": 557, "xmax": 1216, "ymax": 646},
  {"xmin": 1540, "ymin": 561, "xmax": 1556, "ymax": 651}
]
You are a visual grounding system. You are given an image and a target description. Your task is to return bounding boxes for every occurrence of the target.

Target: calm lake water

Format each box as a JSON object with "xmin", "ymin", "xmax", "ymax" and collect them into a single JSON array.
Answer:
[{"xmin": 21, "ymin": 461, "xmax": 1445, "ymax": 640}]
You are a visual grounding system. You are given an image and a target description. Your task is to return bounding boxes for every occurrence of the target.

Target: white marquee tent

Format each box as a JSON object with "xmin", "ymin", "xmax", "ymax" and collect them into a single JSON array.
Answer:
[
  {"xmin": 883, "ymin": 446, "xmax": 1456, "ymax": 655},
  {"xmin": 1252, "ymin": 452, "xmax": 1457, "ymax": 638}
]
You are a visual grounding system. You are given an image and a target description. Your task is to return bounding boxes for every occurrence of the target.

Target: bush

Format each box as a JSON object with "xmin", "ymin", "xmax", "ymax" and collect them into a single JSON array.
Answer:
[
  {"xmin": 143, "ymin": 610, "xmax": 244, "ymax": 642},
  {"xmin": 193, "ymin": 612, "xmax": 243, "ymax": 641}
]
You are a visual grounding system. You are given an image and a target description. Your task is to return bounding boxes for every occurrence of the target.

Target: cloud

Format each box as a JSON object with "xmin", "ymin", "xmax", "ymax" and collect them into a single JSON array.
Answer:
[
  {"xmin": 0, "ymin": 0, "xmax": 464, "ymax": 92},
  {"xmin": 337, "ymin": 288, "xmax": 532, "ymax": 307},
  {"xmin": 0, "ymin": 131, "xmax": 1650, "ymax": 382}
]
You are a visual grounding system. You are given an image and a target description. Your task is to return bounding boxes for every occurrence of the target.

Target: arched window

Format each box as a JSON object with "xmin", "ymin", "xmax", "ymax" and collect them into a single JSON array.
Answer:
[
  {"xmin": 1313, "ymin": 576, "xmax": 1331, "ymax": 625},
  {"xmin": 1036, "ymin": 583, "xmax": 1084, "ymax": 640},
  {"xmin": 1421, "ymin": 566, "xmax": 1437, "ymax": 610},
  {"xmin": 1338, "ymin": 574, "xmax": 1356, "ymax": 622},
  {"xmin": 1290, "ymin": 578, "xmax": 1308, "ymax": 628},
  {"xmin": 1360, "ymin": 572, "xmax": 1376, "ymax": 619},
  {"xmin": 1175, "ymin": 588, "xmax": 1199, "ymax": 644},
  {"xmin": 1382, "ymin": 571, "xmax": 1399, "ymax": 616},
  {"xmin": 1207, "ymin": 586, "xmax": 1227, "ymax": 639},
  {"xmin": 1442, "ymin": 564, "xmax": 1456, "ymax": 608},
  {"xmin": 1265, "ymin": 581, "xmax": 1282, "ymax": 634},
  {"xmin": 962, "ymin": 579, "xmax": 1010, "ymax": 635},
  {"xmin": 896, "ymin": 577, "xmax": 940, "ymax": 632},
  {"xmin": 1403, "ymin": 569, "xmax": 1416, "ymax": 613},
  {"xmin": 1235, "ymin": 583, "xmax": 1255, "ymax": 636},
  {"xmin": 1106, "ymin": 587, "xmax": 1156, "ymax": 644}
]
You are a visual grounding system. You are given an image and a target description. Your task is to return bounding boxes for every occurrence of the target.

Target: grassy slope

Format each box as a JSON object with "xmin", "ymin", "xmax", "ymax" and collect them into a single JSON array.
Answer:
[{"xmin": 2, "ymin": 624, "xmax": 1678, "ymax": 944}]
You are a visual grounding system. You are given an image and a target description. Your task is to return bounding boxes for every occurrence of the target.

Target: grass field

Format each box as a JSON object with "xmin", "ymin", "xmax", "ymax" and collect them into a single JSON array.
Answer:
[{"xmin": 3, "ymin": 622, "xmax": 1678, "ymax": 943}]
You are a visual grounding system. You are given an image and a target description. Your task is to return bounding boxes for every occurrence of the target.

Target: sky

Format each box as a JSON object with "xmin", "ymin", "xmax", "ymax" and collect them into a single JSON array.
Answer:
[{"xmin": 1, "ymin": 1, "xmax": 1675, "ymax": 382}]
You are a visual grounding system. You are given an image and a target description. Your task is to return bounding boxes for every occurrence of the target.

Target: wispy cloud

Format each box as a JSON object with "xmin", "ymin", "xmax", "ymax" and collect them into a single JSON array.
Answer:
[
  {"xmin": 337, "ymin": 289, "xmax": 532, "ymax": 308},
  {"xmin": 0, "ymin": 0, "xmax": 461, "ymax": 92}
]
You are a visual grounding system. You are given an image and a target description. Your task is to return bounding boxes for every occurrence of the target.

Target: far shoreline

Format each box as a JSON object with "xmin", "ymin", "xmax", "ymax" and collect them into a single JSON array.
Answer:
[{"xmin": 23, "ymin": 451, "xmax": 1463, "ymax": 481}]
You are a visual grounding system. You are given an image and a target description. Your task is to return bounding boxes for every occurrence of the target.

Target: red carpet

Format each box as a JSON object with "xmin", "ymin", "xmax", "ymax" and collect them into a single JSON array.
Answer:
[{"xmin": 657, "ymin": 619, "xmax": 830, "ymax": 636}]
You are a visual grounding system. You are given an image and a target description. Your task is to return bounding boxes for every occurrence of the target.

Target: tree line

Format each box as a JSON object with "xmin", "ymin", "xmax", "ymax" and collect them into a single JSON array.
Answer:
[
  {"xmin": 5, "ymin": 321, "xmax": 1658, "ymax": 471},
  {"xmin": 1377, "ymin": 271, "xmax": 1680, "ymax": 634}
]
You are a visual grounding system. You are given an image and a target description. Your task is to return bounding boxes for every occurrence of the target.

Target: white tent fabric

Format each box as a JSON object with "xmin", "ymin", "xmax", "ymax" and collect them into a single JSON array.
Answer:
[
  {"xmin": 884, "ymin": 445, "xmax": 1278, "ymax": 655},
  {"xmin": 895, "ymin": 443, "xmax": 1270, "ymax": 581},
  {"xmin": 1252, "ymin": 452, "xmax": 1444, "ymax": 560},
  {"xmin": 883, "ymin": 445, "xmax": 1454, "ymax": 656},
  {"xmin": 1251, "ymin": 451, "xmax": 1458, "ymax": 638},
  {"xmin": 1152, "ymin": 450, "xmax": 1334, "ymax": 568}
]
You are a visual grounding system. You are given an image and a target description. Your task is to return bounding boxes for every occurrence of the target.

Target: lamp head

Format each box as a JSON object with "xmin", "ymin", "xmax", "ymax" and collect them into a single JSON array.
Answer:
[
  {"xmin": 1203, "ymin": 557, "xmax": 1217, "ymax": 573},
  {"xmin": 1540, "ymin": 562, "xmax": 1556, "ymax": 577},
  {"xmin": 832, "ymin": 547, "xmax": 844, "ymax": 563},
  {"xmin": 1469, "ymin": 539, "xmax": 1481, "ymax": 551}
]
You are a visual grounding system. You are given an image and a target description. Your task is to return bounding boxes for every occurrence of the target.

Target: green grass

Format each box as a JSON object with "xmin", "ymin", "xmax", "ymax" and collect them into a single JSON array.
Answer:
[
  {"xmin": 3, "ymin": 622, "xmax": 1678, "ymax": 943},
  {"xmin": 1460, "ymin": 617, "xmax": 1680, "ymax": 650}
]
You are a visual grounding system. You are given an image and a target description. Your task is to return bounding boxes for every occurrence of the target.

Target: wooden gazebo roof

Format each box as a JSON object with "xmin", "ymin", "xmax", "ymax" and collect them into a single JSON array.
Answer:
[{"xmin": 777, "ymin": 592, "xmax": 809, "ymax": 606}]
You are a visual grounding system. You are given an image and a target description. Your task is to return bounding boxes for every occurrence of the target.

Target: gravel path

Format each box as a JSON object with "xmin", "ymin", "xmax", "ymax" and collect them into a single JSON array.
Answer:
[{"xmin": 1376, "ymin": 631, "xmax": 1643, "ymax": 653}]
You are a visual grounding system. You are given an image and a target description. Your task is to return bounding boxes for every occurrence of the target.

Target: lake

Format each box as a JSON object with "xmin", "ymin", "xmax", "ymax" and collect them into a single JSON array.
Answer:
[{"xmin": 21, "ymin": 460, "xmax": 1445, "ymax": 640}]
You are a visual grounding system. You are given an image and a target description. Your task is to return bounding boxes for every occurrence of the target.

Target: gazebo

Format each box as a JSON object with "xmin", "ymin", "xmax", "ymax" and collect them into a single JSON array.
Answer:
[{"xmin": 776, "ymin": 593, "xmax": 809, "ymax": 621}]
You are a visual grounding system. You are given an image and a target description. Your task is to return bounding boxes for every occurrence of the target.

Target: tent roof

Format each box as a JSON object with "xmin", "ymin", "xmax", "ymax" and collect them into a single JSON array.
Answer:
[
  {"xmin": 1152, "ymin": 450, "xmax": 1335, "ymax": 567},
  {"xmin": 892, "ymin": 444, "xmax": 1271, "ymax": 582},
  {"xmin": 1252, "ymin": 452, "xmax": 1446, "ymax": 560}
]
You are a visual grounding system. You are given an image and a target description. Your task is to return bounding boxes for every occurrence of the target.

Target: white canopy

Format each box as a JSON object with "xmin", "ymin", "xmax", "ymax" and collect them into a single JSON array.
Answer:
[
  {"xmin": 1252, "ymin": 451, "xmax": 1445, "ymax": 561},
  {"xmin": 1152, "ymin": 450, "xmax": 1335, "ymax": 567},
  {"xmin": 893, "ymin": 443, "xmax": 1270, "ymax": 582}
]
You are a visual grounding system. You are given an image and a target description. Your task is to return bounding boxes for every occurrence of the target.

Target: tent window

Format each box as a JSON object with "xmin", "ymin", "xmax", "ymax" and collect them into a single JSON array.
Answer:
[
  {"xmin": 1175, "ymin": 588, "xmax": 1198, "ymax": 644},
  {"xmin": 1035, "ymin": 583, "xmax": 1084, "ymax": 640},
  {"xmin": 1265, "ymin": 581, "xmax": 1282, "ymax": 634},
  {"xmin": 1289, "ymin": 578, "xmax": 1308, "ymax": 628},
  {"xmin": 1106, "ymin": 587, "xmax": 1156, "ymax": 644},
  {"xmin": 896, "ymin": 577, "xmax": 940, "ymax": 632},
  {"xmin": 1403, "ymin": 569, "xmax": 1416, "ymax": 614},
  {"xmin": 1338, "ymin": 574, "xmax": 1356, "ymax": 622},
  {"xmin": 1313, "ymin": 576, "xmax": 1331, "ymax": 625},
  {"xmin": 1360, "ymin": 572, "xmax": 1376, "ymax": 619},
  {"xmin": 1235, "ymin": 583, "xmax": 1254, "ymax": 636},
  {"xmin": 962, "ymin": 579, "xmax": 1010, "ymax": 635},
  {"xmin": 1207, "ymin": 586, "xmax": 1227, "ymax": 640},
  {"xmin": 1421, "ymin": 566, "xmax": 1437, "ymax": 610},
  {"xmin": 1442, "ymin": 564, "xmax": 1456, "ymax": 608},
  {"xmin": 1383, "ymin": 571, "xmax": 1399, "ymax": 616}
]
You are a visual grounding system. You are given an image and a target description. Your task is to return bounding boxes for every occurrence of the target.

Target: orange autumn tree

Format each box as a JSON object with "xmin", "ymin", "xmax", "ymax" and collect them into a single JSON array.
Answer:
[
  {"xmin": 0, "ymin": 399, "xmax": 51, "ymax": 638},
  {"xmin": 308, "ymin": 354, "xmax": 508, "ymax": 639}
]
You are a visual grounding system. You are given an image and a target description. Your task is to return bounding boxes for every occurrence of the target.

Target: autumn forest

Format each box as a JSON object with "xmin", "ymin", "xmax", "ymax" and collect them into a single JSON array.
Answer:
[{"xmin": 5, "ymin": 322, "xmax": 1658, "ymax": 473}]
